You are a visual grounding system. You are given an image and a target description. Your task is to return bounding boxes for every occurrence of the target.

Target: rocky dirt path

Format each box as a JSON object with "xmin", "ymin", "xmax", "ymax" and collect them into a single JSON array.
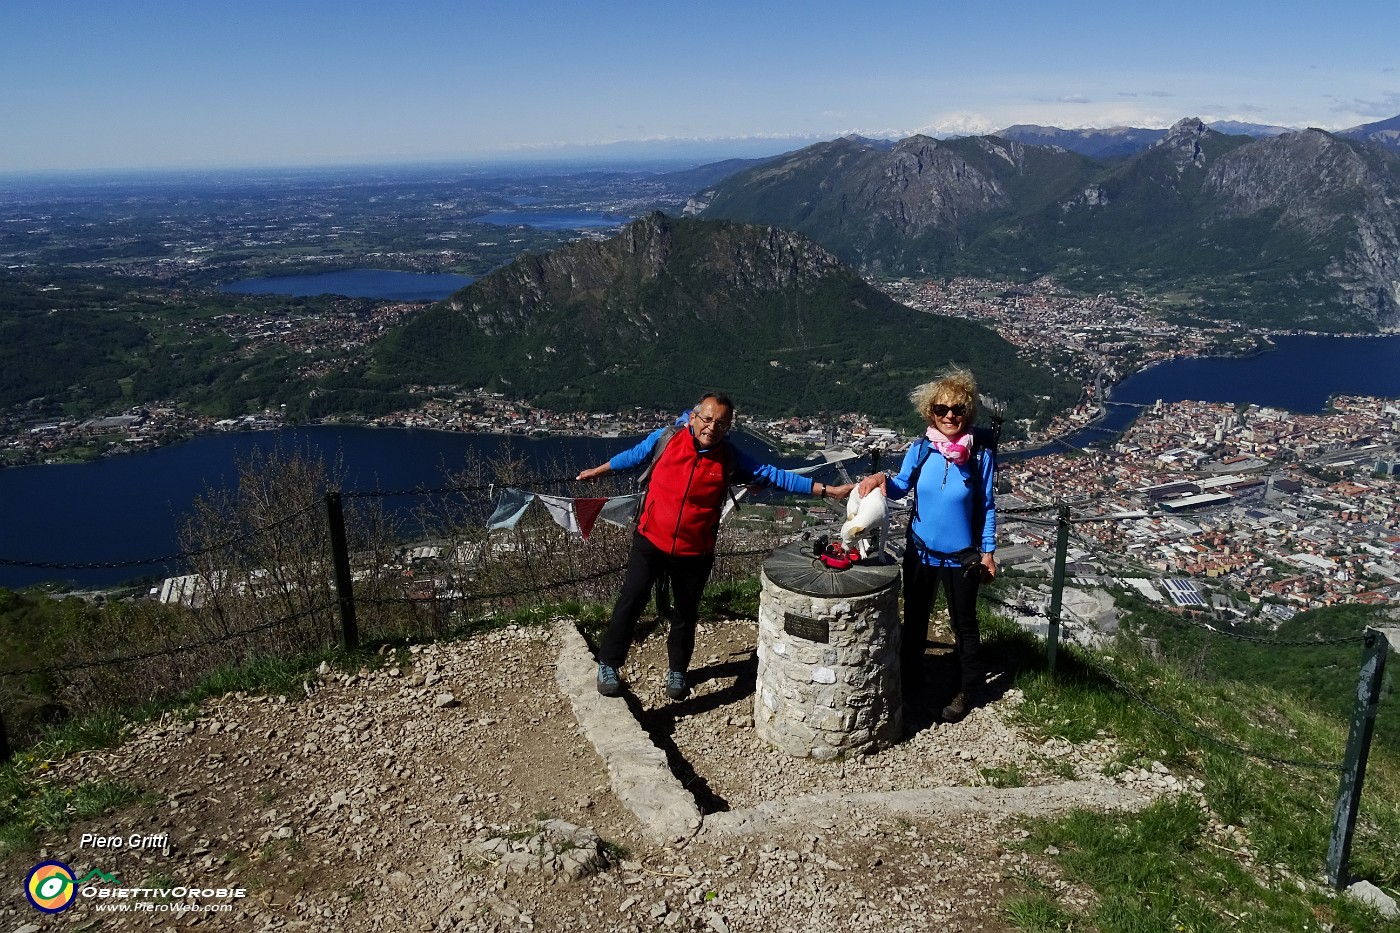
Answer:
[{"xmin": 1, "ymin": 619, "xmax": 1180, "ymax": 932}]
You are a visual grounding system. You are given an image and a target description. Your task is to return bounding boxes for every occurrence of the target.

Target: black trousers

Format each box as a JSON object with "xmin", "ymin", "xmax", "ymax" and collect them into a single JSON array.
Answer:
[
  {"xmin": 599, "ymin": 532, "xmax": 715, "ymax": 673},
  {"xmin": 901, "ymin": 553, "xmax": 984, "ymax": 698}
]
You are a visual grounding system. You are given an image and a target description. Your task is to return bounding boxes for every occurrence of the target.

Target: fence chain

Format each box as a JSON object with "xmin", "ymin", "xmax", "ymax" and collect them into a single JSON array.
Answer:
[
  {"xmin": 1145, "ymin": 611, "xmax": 1367, "ymax": 647},
  {"xmin": 342, "ymin": 472, "xmax": 616, "ymax": 500},
  {"xmin": 0, "ymin": 603, "xmax": 334, "ymax": 677},
  {"xmin": 355, "ymin": 545, "xmax": 774, "ymax": 608},
  {"xmin": 978, "ymin": 587, "xmax": 1349, "ymax": 769},
  {"xmin": 0, "ymin": 499, "xmax": 324, "ymax": 571},
  {"xmin": 0, "ymin": 474, "xmax": 620, "ymax": 569},
  {"xmin": 991, "ymin": 590, "xmax": 1364, "ymax": 647}
]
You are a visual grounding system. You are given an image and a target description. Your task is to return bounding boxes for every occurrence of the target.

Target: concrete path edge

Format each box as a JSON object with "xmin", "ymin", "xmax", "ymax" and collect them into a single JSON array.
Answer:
[{"xmin": 553, "ymin": 621, "xmax": 703, "ymax": 843}]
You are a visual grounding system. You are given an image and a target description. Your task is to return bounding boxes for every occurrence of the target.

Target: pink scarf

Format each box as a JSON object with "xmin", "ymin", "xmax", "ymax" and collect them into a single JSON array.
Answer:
[{"xmin": 927, "ymin": 428, "xmax": 972, "ymax": 465}]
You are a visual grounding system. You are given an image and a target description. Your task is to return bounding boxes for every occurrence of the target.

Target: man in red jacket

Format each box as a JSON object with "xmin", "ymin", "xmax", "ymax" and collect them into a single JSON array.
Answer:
[{"xmin": 577, "ymin": 393, "xmax": 852, "ymax": 700}]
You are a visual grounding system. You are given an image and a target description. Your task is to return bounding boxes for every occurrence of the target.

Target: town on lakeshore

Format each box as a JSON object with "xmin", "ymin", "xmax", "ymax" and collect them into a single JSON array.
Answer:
[{"xmin": 5, "ymin": 274, "xmax": 1397, "ymax": 626}]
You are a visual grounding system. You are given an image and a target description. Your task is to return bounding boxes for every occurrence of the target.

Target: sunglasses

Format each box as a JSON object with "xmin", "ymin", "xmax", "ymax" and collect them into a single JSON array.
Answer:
[
  {"xmin": 693, "ymin": 413, "xmax": 733, "ymax": 430},
  {"xmin": 931, "ymin": 404, "xmax": 967, "ymax": 418}
]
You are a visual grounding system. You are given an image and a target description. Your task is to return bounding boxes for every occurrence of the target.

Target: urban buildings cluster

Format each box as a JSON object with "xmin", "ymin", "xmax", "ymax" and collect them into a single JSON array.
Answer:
[
  {"xmin": 178, "ymin": 301, "xmax": 428, "ymax": 381},
  {"xmin": 995, "ymin": 396, "xmax": 1400, "ymax": 627},
  {"xmin": 878, "ymin": 276, "xmax": 1265, "ymax": 446},
  {"xmin": 1, "ymin": 404, "xmax": 231, "ymax": 464}
]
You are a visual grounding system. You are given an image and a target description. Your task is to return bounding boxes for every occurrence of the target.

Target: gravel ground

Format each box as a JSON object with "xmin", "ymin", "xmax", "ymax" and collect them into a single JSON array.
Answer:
[{"xmin": 1, "ymin": 618, "xmax": 1179, "ymax": 932}]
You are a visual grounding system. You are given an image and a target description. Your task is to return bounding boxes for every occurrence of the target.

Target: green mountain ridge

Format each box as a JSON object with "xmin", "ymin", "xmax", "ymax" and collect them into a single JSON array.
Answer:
[
  {"xmin": 369, "ymin": 213, "xmax": 1076, "ymax": 428},
  {"xmin": 697, "ymin": 119, "xmax": 1400, "ymax": 330}
]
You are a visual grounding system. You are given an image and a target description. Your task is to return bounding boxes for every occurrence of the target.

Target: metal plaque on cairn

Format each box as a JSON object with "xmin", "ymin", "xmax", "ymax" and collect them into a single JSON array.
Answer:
[{"xmin": 754, "ymin": 540, "xmax": 903, "ymax": 759}]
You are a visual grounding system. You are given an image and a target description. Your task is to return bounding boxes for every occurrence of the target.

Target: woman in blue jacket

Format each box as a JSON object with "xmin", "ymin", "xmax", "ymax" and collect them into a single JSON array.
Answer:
[{"xmin": 859, "ymin": 367, "xmax": 996, "ymax": 722}]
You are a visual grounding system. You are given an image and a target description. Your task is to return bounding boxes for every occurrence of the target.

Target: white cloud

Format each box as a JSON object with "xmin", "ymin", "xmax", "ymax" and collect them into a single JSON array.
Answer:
[
  {"xmin": 913, "ymin": 112, "xmax": 1000, "ymax": 137},
  {"xmin": 1335, "ymin": 91, "xmax": 1400, "ymax": 118}
]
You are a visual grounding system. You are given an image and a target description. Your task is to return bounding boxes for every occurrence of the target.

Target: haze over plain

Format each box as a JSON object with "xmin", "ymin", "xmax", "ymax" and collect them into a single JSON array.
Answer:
[{"xmin": 4, "ymin": 0, "xmax": 1399, "ymax": 173}]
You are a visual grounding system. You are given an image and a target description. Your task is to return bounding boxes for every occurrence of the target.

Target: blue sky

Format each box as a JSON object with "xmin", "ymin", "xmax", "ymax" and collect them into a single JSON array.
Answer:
[{"xmin": 4, "ymin": 0, "xmax": 1398, "ymax": 172}]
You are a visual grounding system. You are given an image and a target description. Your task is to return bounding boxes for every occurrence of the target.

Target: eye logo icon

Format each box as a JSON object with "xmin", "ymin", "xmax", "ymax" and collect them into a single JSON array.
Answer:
[{"xmin": 25, "ymin": 861, "xmax": 77, "ymax": 913}]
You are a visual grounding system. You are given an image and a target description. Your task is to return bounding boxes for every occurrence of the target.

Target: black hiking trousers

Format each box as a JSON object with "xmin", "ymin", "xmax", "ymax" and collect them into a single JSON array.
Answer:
[
  {"xmin": 901, "ymin": 554, "xmax": 984, "ymax": 700},
  {"xmin": 599, "ymin": 532, "xmax": 715, "ymax": 674}
]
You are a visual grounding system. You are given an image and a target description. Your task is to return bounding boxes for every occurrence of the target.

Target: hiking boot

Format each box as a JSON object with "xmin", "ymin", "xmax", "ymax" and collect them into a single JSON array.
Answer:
[
  {"xmin": 597, "ymin": 664, "xmax": 622, "ymax": 697},
  {"xmin": 665, "ymin": 669, "xmax": 689, "ymax": 701},
  {"xmin": 941, "ymin": 691, "xmax": 970, "ymax": 722}
]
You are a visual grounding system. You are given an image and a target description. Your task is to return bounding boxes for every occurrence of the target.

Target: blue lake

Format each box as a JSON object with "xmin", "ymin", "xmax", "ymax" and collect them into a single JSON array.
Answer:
[
  {"xmin": 473, "ymin": 210, "xmax": 630, "ymax": 230},
  {"xmin": 222, "ymin": 269, "xmax": 475, "ymax": 301},
  {"xmin": 1043, "ymin": 334, "xmax": 1400, "ymax": 451},
  {"xmin": 1110, "ymin": 334, "xmax": 1400, "ymax": 412}
]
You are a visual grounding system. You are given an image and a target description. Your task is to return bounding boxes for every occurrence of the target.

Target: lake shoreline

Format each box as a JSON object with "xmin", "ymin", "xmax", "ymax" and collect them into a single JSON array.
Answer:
[{"xmin": 9, "ymin": 331, "xmax": 1400, "ymax": 472}]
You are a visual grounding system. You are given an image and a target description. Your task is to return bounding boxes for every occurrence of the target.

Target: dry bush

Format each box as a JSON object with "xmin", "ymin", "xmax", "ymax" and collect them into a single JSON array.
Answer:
[{"xmin": 176, "ymin": 445, "xmax": 342, "ymax": 652}]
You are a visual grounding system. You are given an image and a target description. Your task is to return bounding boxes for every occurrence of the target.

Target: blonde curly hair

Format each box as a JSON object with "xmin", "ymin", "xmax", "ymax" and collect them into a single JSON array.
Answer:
[{"xmin": 909, "ymin": 366, "xmax": 979, "ymax": 424}]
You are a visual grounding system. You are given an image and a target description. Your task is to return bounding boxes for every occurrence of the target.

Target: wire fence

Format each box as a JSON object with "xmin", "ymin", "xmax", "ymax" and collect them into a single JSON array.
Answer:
[
  {"xmin": 1084, "ymin": 654, "xmax": 1342, "ymax": 772},
  {"xmin": 0, "ymin": 603, "xmax": 335, "ymax": 678},
  {"xmin": 978, "ymin": 592, "xmax": 1348, "ymax": 771},
  {"xmin": 0, "ymin": 462, "xmax": 803, "ymax": 754},
  {"xmin": 0, "ymin": 466, "xmax": 1384, "ymax": 790}
]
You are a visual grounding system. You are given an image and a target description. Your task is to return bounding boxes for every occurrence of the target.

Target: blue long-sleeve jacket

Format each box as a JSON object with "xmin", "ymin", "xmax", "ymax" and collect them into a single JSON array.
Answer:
[
  {"xmin": 885, "ymin": 438, "xmax": 996, "ymax": 564},
  {"xmin": 608, "ymin": 426, "xmax": 816, "ymax": 496}
]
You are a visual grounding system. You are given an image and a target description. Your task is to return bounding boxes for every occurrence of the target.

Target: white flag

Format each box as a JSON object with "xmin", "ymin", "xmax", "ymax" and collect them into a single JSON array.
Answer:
[{"xmin": 537, "ymin": 494, "xmax": 579, "ymax": 534}]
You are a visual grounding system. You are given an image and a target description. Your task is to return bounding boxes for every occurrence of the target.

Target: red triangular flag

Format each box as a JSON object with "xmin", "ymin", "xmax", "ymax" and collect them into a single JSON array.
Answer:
[{"xmin": 574, "ymin": 498, "xmax": 607, "ymax": 539}]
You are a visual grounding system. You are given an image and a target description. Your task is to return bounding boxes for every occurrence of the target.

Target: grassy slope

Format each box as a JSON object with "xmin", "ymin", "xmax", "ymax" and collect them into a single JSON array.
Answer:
[{"xmin": 984, "ymin": 610, "xmax": 1399, "ymax": 932}]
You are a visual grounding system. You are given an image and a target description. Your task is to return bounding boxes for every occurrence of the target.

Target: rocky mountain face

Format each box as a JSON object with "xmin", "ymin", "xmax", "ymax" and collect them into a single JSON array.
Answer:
[
  {"xmin": 372, "ymin": 213, "xmax": 1074, "ymax": 422},
  {"xmin": 696, "ymin": 119, "xmax": 1400, "ymax": 329},
  {"xmin": 450, "ymin": 211, "xmax": 847, "ymax": 341},
  {"xmin": 997, "ymin": 120, "xmax": 1299, "ymax": 159},
  {"xmin": 1203, "ymin": 130, "xmax": 1400, "ymax": 321},
  {"xmin": 700, "ymin": 135, "xmax": 1098, "ymax": 275}
]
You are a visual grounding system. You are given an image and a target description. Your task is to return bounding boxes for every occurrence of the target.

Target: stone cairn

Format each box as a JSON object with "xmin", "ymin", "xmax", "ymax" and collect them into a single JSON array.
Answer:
[{"xmin": 753, "ymin": 541, "xmax": 903, "ymax": 759}]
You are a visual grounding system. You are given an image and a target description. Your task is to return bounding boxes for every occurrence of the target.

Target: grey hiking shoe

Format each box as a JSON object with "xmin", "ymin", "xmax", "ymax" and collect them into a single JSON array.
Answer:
[
  {"xmin": 941, "ymin": 691, "xmax": 968, "ymax": 723},
  {"xmin": 665, "ymin": 669, "xmax": 688, "ymax": 701},
  {"xmin": 597, "ymin": 663, "xmax": 622, "ymax": 697}
]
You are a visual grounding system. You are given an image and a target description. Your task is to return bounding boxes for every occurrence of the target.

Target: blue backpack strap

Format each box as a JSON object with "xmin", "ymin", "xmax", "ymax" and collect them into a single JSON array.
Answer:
[{"xmin": 905, "ymin": 436, "xmax": 993, "ymax": 558}]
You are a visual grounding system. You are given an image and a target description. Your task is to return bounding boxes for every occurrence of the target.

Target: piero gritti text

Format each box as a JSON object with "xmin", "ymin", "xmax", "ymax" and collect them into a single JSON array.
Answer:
[{"xmin": 80, "ymin": 832, "xmax": 169, "ymax": 851}]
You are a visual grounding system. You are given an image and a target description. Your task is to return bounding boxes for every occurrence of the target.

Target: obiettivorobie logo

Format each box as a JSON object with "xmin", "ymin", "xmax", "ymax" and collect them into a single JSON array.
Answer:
[
  {"xmin": 24, "ymin": 861, "xmax": 245, "ymax": 916},
  {"xmin": 24, "ymin": 862, "xmax": 119, "ymax": 913}
]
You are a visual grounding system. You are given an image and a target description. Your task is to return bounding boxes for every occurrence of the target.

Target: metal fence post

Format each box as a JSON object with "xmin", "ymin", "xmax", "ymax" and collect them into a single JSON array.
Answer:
[
  {"xmin": 1046, "ymin": 502, "xmax": 1070, "ymax": 672},
  {"xmin": 1326, "ymin": 628, "xmax": 1389, "ymax": 888},
  {"xmin": 324, "ymin": 491, "xmax": 359, "ymax": 652}
]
